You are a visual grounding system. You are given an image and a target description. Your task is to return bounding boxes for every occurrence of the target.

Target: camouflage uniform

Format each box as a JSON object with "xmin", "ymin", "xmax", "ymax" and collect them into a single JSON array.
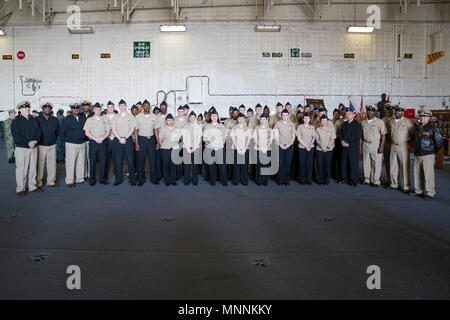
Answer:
[{"xmin": 4, "ymin": 118, "xmax": 15, "ymax": 160}]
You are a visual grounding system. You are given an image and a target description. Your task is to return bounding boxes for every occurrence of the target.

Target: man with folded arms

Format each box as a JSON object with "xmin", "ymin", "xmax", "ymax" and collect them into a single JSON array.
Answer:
[
  {"xmin": 11, "ymin": 101, "xmax": 42, "ymax": 195},
  {"xmin": 36, "ymin": 102, "xmax": 60, "ymax": 188},
  {"xmin": 60, "ymin": 103, "xmax": 87, "ymax": 187}
]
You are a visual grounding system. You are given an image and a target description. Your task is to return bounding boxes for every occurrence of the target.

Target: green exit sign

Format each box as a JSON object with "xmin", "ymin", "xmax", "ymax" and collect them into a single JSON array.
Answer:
[
  {"xmin": 134, "ymin": 41, "xmax": 150, "ymax": 58},
  {"xmin": 291, "ymin": 48, "xmax": 300, "ymax": 58}
]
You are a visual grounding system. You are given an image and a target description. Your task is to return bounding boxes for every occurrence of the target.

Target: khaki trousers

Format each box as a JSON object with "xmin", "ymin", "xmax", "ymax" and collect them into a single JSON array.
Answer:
[
  {"xmin": 390, "ymin": 143, "xmax": 410, "ymax": 190},
  {"xmin": 362, "ymin": 142, "xmax": 382, "ymax": 185},
  {"xmin": 383, "ymin": 142, "xmax": 391, "ymax": 183},
  {"xmin": 37, "ymin": 144, "xmax": 57, "ymax": 187},
  {"xmin": 84, "ymin": 141, "xmax": 90, "ymax": 178},
  {"xmin": 15, "ymin": 147, "xmax": 38, "ymax": 193},
  {"xmin": 65, "ymin": 142, "xmax": 86, "ymax": 184},
  {"xmin": 414, "ymin": 154, "xmax": 436, "ymax": 197}
]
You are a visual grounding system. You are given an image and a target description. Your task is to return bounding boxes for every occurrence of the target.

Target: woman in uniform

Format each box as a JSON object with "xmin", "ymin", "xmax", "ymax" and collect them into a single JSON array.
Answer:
[
  {"xmin": 296, "ymin": 112, "xmax": 315, "ymax": 185},
  {"xmin": 315, "ymin": 115, "xmax": 336, "ymax": 185},
  {"xmin": 230, "ymin": 113, "xmax": 252, "ymax": 185},
  {"xmin": 158, "ymin": 114, "xmax": 181, "ymax": 186},
  {"xmin": 273, "ymin": 109, "xmax": 296, "ymax": 185},
  {"xmin": 197, "ymin": 113, "xmax": 203, "ymax": 125},
  {"xmin": 253, "ymin": 114, "xmax": 273, "ymax": 185},
  {"xmin": 181, "ymin": 111, "xmax": 202, "ymax": 185},
  {"xmin": 203, "ymin": 110, "xmax": 228, "ymax": 186}
]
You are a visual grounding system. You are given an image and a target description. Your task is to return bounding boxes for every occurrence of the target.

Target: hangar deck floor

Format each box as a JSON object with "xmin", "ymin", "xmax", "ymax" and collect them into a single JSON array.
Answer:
[{"xmin": 0, "ymin": 142, "xmax": 449, "ymax": 299}]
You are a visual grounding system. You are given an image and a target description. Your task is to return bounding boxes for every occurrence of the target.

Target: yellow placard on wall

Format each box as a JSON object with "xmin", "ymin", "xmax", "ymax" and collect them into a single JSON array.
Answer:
[{"xmin": 426, "ymin": 51, "xmax": 444, "ymax": 64}]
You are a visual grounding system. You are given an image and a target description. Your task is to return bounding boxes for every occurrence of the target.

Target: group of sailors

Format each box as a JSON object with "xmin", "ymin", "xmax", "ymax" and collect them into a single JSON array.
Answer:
[{"xmin": 8, "ymin": 97, "xmax": 443, "ymax": 199}]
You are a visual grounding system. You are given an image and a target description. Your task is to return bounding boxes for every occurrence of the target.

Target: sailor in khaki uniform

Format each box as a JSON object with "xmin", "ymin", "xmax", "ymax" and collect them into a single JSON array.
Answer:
[
  {"xmin": 285, "ymin": 102, "xmax": 297, "ymax": 124},
  {"xmin": 248, "ymin": 104, "xmax": 262, "ymax": 129},
  {"xmin": 314, "ymin": 107, "xmax": 335, "ymax": 131},
  {"xmin": 155, "ymin": 101, "xmax": 169, "ymax": 181},
  {"xmin": 273, "ymin": 108, "xmax": 296, "ymax": 185},
  {"xmin": 103, "ymin": 101, "xmax": 117, "ymax": 182},
  {"xmin": 183, "ymin": 104, "xmax": 190, "ymax": 117},
  {"xmin": 244, "ymin": 108, "xmax": 252, "ymax": 125},
  {"xmin": 203, "ymin": 110, "xmax": 227, "ymax": 186},
  {"xmin": 174, "ymin": 106, "xmax": 188, "ymax": 180},
  {"xmin": 382, "ymin": 103, "xmax": 395, "ymax": 185},
  {"xmin": 224, "ymin": 107, "xmax": 238, "ymax": 180},
  {"xmin": 387, "ymin": 105, "xmax": 414, "ymax": 193},
  {"xmin": 296, "ymin": 112, "xmax": 315, "ymax": 185},
  {"xmin": 315, "ymin": 115, "xmax": 336, "ymax": 185},
  {"xmin": 181, "ymin": 111, "xmax": 202, "ymax": 185},
  {"xmin": 269, "ymin": 102, "xmax": 283, "ymax": 128},
  {"xmin": 246, "ymin": 107, "xmax": 258, "ymax": 179},
  {"xmin": 112, "ymin": 99, "xmax": 137, "ymax": 186},
  {"xmin": 239, "ymin": 105, "xmax": 247, "ymax": 120},
  {"xmin": 174, "ymin": 105, "xmax": 188, "ymax": 129},
  {"xmin": 83, "ymin": 103, "xmax": 111, "ymax": 185},
  {"xmin": 253, "ymin": 113, "xmax": 273, "ymax": 185},
  {"xmin": 295, "ymin": 110, "xmax": 304, "ymax": 127},
  {"xmin": 158, "ymin": 114, "xmax": 181, "ymax": 186},
  {"xmin": 230, "ymin": 113, "xmax": 252, "ymax": 185},
  {"xmin": 11, "ymin": 101, "xmax": 42, "ymax": 195},
  {"xmin": 135, "ymin": 99, "xmax": 159, "ymax": 185},
  {"xmin": 361, "ymin": 105, "xmax": 387, "ymax": 186}
]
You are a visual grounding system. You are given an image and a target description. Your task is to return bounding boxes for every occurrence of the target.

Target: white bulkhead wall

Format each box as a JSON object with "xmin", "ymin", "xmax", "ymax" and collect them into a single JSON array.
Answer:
[{"xmin": 0, "ymin": 1, "xmax": 449, "ymax": 114}]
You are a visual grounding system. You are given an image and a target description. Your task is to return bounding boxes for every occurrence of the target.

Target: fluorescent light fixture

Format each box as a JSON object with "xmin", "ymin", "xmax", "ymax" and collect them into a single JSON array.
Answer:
[
  {"xmin": 67, "ymin": 26, "xmax": 95, "ymax": 34},
  {"xmin": 160, "ymin": 25, "xmax": 186, "ymax": 32},
  {"xmin": 347, "ymin": 26, "xmax": 374, "ymax": 33},
  {"xmin": 255, "ymin": 25, "xmax": 281, "ymax": 32},
  {"xmin": 0, "ymin": 29, "xmax": 6, "ymax": 36}
]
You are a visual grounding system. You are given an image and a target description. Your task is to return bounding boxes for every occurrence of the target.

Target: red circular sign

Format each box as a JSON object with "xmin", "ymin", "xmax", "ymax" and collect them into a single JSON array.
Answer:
[{"xmin": 17, "ymin": 51, "xmax": 25, "ymax": 60}]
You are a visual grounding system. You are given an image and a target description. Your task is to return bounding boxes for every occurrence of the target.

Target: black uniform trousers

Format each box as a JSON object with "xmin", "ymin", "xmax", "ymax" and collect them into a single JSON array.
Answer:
[
  {"xmin": 256, "ymin": 150, "xmax": 271, "ymax": 185},
  {"xmin": 291, "ymin": 144, "xmax": 299, "ymax": 179},
  {"xmin": 331, "ymin": 140, "xmax": 342, "ymax": 180},
  {"xmin": 202, "ymin": 141, "xmax": 209, "ymax": 181},
  {"xmin": 156, "ymin": 148, "xmax": 162, "ymax": 181},
  {"xmin": 341, "ymin": 146, "xmax": 359, "ymax": 185},
  {"xmin": 206, "ymin": 147, "xmax": 227, "ymax": 185},
  {"xmin": 104, "ymin": 138, "xmax": 115, "ymax": 181},
  {"xmin": 88, "ymin": 140, "xmax": 107, "ymax": 184},
  {"xmin": 137, "ymin": 135, "xmax": 158, "ymax": 184},
  {"xmin": 233, "ymin": 149, "xmax": 249, "ymax": 185},
  {"xmin": 298, "ymin": 148, "xmax": 314, "ymax": 184},
  {"xmin": 316, "ymin": 150, "xmax": 333, "ymax": 184},
  {"xmin": 277, "ymin": 145, "xmax": 294, "ymax": 184},
  {"xmin": 113, "ymin": 137, "xmax": 136, "ymax": 184},
  {"xmin": 183, "ymin": 148, "xmax": 200, "ymax": 185},
  {"xmin": 176, "ymin": 148, "xmax": 183, "ymax": 180},
  {"xmin": 161, "ymin": 148, "xmax": 176, "ymax": 185}
]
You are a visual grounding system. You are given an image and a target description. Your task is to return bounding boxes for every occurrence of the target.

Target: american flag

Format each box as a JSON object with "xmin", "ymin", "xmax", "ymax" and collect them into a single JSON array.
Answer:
[{"xmin": 359, "ymin": 95, "xmax": 365, "ymax": 115}]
